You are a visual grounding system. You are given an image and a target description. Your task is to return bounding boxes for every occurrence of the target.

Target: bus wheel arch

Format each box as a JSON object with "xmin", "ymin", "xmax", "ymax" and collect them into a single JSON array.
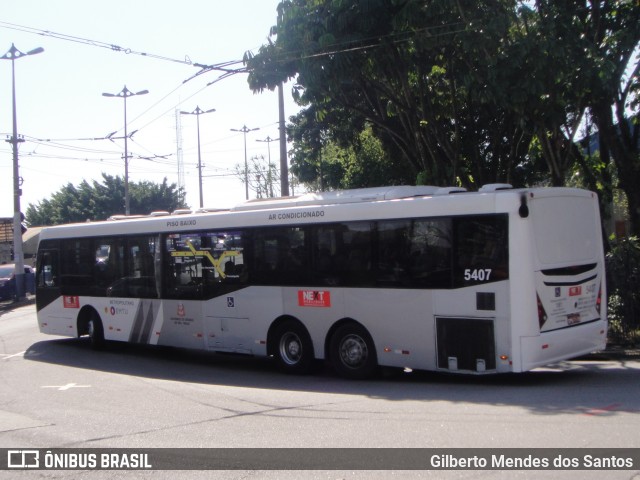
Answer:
[
  {"xmin": 328, "ymin": 319, "xmax": 378, "ymax": 380},
  {"xmin": 267, "ymin": 316, "xmax": 315, "ymax": 374},
  {"xmin": 77, "ymin": 306, "xmax": 105, "ymax": 349}
]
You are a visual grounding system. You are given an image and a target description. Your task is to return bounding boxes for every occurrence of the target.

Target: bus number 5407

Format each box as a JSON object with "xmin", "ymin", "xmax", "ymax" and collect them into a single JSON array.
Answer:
[{"xmin": 464, "ymin": 269, "xmax": 492, "ymax": 282}]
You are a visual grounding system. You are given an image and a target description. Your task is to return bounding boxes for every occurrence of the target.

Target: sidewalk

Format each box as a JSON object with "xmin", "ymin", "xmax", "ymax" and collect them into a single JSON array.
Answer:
[
  {"xmin": 0, "ymin": 294, "xmax": 36, "ymax": 312},
  {"xmin": 587, "ymin": 345, "xmax": 640, "ymax": 360}
]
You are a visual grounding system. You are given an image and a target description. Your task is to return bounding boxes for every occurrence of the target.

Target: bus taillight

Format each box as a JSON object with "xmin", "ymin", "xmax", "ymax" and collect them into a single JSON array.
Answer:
[
  {"xmin": 537, "ymin": 294, "xmax": 548, "ymax": 329},
  {"xmin": 596, "ymin": 284, "xmax": 602, "ymax": 314}
]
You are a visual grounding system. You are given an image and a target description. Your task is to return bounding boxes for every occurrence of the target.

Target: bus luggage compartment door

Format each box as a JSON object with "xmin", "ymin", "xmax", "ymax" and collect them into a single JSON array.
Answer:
[
  {"xmin": 436, "ymin": 317, "xmax": 496, "ymax": 372},
  {"xmin": 205, "ymin": 316, "xmax": 252, "ymax": 354}
]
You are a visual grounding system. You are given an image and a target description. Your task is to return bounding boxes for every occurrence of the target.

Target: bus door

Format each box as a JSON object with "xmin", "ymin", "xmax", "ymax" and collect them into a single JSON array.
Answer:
[
  {"xmin": 202, "ymin": 231, "xmax": 250, "ymax": 354},
  {"xmin": 160, "ymin": 232, "xmax": 209, "ymax": 349},
  {"xmin": 163, "ymin": 230, "xmax": 249, "ymax": 352}
]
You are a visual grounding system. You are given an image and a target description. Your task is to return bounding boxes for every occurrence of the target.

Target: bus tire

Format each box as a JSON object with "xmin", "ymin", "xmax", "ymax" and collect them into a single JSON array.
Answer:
[
  {"xmin": 330, "ymin": 323, "xmax": 377, "ymax": 380},
  {"xmin": 273, "ymin": 320, "xmax": 314, "ymax": 374},
  {"xmin": 87, "ymin": 311, "xmax": 105, "ymax": 350}
]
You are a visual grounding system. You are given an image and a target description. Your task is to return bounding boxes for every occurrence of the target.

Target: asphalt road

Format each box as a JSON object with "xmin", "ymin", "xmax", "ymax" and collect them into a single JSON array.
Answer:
[{"xmin": 1, "ymin": 304, "xmax": 639, "ymax": 480}]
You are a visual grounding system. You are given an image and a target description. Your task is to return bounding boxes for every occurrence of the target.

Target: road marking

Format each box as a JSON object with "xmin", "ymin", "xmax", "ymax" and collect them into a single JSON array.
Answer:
[
  {"xmin": 41, "ymin": 383, "xmax": 91, "ymax": 391},
  {"xmin": 1, "ymin": 351, "xmax": 26, "ymax": 360}
]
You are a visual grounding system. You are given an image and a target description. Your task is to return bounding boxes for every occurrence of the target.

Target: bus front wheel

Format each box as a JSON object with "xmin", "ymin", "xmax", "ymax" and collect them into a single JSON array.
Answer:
[
  {"xmin": 273, "ymin": 320, "xmax": 314, "ymax": 374},
  {"xmin": 87, "ymin": 312, "xmax": 105, "ymax": 350},
  {"xmin": 330, "ymin": 323, "xmax": 377, "ymax": 380}
]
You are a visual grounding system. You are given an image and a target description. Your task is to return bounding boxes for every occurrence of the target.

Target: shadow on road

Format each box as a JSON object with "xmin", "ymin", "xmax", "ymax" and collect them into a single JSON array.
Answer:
[{"xmin": 24, "ymin": 337, "xmax": 640, "ymax": 417}]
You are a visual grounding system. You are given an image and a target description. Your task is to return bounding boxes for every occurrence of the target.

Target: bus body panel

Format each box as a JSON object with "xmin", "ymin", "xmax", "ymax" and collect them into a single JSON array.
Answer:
[
  {"xmin": 335, "ymin": 287, "xmax": 436, "ymax": 370},
  {"xmin": 208, "ymin": 286, "xmax": 281, "ymax": 355},
  {"xmin": 529, "ymin": 189, "xmax": 608, "ymax": 363},
  {"xmin": 520, "ymin": 320, "xmax": 607, "ymax": 371},
  {"xmin": 35, "ymin": 186, "xmax": 608, "ymax": 377},
  {"xmin": 38, "ymin": 298, "xmax": 77, "ymax": 336},
  {"xmin": 38, "ymin": 296, "xmax": 165, "ymax": 345}
]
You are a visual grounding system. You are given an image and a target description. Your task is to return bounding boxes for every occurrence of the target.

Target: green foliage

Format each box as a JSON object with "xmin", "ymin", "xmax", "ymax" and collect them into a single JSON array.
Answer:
[
  {"xmin": 25, "ymin": 174, "xmax": 187, "ymax": 226},
  {"xmin": 606, "ymin": 236, "xmax": 640, "ymax": 345},
  {"xmin": 247, "ymin": 0, "xmax": 638, "ymax": 236},
  {"xmin": 289, "ymin": 126, "xmax": 412, "ymax": 190},
  {"xmin": 234, "ymin": 155, "xmax": 281, "ymax": 199},
  {"xmin": 246, "ymin": 0, "xmax": 556, "ymax": 189}
]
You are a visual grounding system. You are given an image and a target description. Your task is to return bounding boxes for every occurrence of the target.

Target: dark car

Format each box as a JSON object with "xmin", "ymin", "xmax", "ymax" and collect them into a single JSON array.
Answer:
[{"xmin": 0, "ymin": 264, "xmax": 35, "ymax": 301}]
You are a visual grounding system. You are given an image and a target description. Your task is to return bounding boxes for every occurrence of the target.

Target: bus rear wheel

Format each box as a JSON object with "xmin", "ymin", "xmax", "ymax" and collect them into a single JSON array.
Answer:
[
  {"xmin": 330, "ymin": 323, "xmax": 377, "ymax": 379},
  {"xmin": 273, "ymin": 320, "xmax": 314, "ymax": 374}
]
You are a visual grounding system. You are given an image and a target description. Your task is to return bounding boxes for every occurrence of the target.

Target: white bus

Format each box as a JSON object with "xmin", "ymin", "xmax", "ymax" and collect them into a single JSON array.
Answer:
[{"xmin": 35, "ymin": 185, "xmax": 607, "ymax": 378}]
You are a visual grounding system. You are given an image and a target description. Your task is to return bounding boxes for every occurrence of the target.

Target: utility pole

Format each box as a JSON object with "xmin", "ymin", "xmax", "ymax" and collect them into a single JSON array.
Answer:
[
  {"xmin": 231, "ymin": 125, "xmax": 259, "ymax": 200},
  {"xmin": 175, "ymin": 108, "xmax": 185, "ymax": 198},
  {"xmin": 180, "ymin": 106, "xmax": 215, "ymax": 208},
  {"xmin": 1, "ymin": 43, "xmax": 44, "ymax": 301},
  {"xmin": 102, "ymin": 86, "xmax": 149, "ymax": 215},
  {"xmin": 278, "ymin": 82, "xmax": 289, "ymax": 197}
]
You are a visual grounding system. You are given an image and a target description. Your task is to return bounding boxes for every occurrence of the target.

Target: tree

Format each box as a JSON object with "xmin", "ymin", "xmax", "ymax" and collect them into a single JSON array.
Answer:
[
  {"xmin": 25, "ymin": 174, "xmax": 187, "ymax": 226},
  {"xmin": 506, "ymin": 2, "xmax": 638, "ymax": 235},
  {"xmin": 234, "ymin": 155, "xmax": 281, "ymax": 199},
  {"xmin": 246, "ymin": 0, "xmax": 538, "ymax": 189},
  {"xmin": 290, "ymin": 124, "xmax": 409, "ymax": 189},
  {"xmin": 574, "ymin": 0, "xmax": 640, "ymax": 236}
]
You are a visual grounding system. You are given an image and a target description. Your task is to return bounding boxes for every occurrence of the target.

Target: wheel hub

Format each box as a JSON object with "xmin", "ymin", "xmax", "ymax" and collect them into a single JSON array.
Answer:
[
  {"xmin": 280, "ymin": 332, "xmax": 302, "ymax": 365},
  {"xmin": 340, "ymin": 335, "xmax": 367, "ymax": 367}
]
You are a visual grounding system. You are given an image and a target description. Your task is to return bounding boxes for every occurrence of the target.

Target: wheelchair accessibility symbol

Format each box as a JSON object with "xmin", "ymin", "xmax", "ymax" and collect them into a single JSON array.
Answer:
[{"xmin": 227, "ymin": 297, "xmax": 235, "ymax": 308}]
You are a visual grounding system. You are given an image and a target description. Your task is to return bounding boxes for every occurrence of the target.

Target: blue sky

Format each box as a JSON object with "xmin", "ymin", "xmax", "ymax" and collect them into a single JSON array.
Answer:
[{"xmin": 0, "ymin": 1, "xmax": 299, "ymax": 218}]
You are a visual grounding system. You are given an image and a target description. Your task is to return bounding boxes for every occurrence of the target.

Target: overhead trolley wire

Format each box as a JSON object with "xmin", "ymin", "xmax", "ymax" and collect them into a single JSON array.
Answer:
[
  {"xmin": 0, "ymin": 21, "xmax": 195, "ymax": 65},
  {"xmin": 1, "ymin": 18, "xmax": 474, "ymax": 183}
]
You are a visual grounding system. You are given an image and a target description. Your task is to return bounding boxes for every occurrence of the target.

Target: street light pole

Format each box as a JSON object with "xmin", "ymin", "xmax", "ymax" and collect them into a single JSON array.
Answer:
[
  {"xmin": 180, "ymin": 106, "xmax": 215, "ymax": 208},
  {"xmin": 230, "ymin": 125, "xmax": 259, "ymax": 200},
  {"xmin": 102, "ymin": 86, "xmax": 148, "ymax": 215},
  {"xmin": 278, "ymin": 82, "xmax": 289, "ymax": 197},
  {"xmin": 1, "ymin": 43, "xmax": 44, "ymax": 301},
  {"xmin": 256, "ymin": 136, "xmax": 279, "ymax": 198}
]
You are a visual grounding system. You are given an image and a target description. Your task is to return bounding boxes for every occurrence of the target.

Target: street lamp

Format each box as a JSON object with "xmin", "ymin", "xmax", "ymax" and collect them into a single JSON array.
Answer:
[
  {"xmin": 1, "ymin": 43, "xmax": 44, "ymax": 301},
  {"xmin": 230, "ymin": 125, "xmax": 259, "ymax": 200},
  {"xmin": 180, "ymin": 106, "xmax": 215, "ymax": 208},
  {"xmin": 102, "ymin": 85, "xmax": 148, "ymax": 215},
  {"xmin": 256, "ymin": 136, "xmax": 279, "ymax": 198}
]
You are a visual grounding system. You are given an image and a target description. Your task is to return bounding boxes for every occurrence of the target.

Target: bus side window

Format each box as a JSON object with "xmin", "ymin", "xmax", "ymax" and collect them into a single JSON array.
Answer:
[
  {"xmin": 277, "ymin": 228, "xmax": 307, "ymax": 284},
  {"xmin": 453, "ymin": 215, "xmax": 508, "ymax": 287},
  {"xmin": 124, "ymin": 236, "xmax": 157, "ymax": 298},
  {"xmin": 163, "ymin": 233, "xmax": 203, "ymax": 300},
  {"xmin": 60, "ymin": 238, "xmax": 95, "ymax": 294},
  {"xmin": 409, "ymin": 219, "xmax": 453, "ymax": 288},
  {"xmin": 37, "ymin": 250, "xmax": 58, "ymax": 288},
  {"xmin": 342, "ymin": 222, "xmax": 372, "ymax": 286},
  {"xmin": 95, "ymin": 240, "xmax": 118, "ymax": 289},
  {"xmin": 250, "ymin": 227, "xmax": 307, "ymax": 286},
  {"xmin": 377, "ymin": 220, "xmax": 411, "ymax": 286},
  {"xmin": 312, "ymin": 226, "xmax": 342, "ymax": 285},
  {"xmin": 216, "ymin": 231, "xmax": 246, "ymax": 284}
]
